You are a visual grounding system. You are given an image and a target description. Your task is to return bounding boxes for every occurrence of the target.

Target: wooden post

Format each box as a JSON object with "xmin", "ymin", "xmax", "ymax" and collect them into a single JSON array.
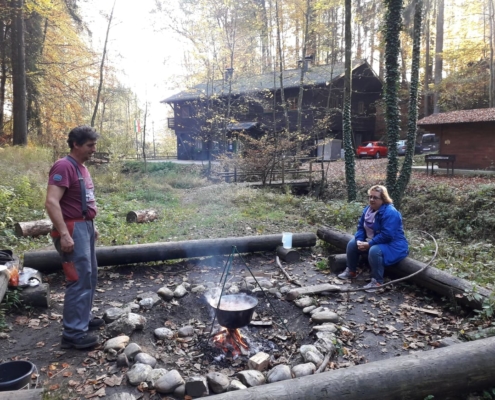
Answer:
[
  {"xmin": 206, "ymin": 336, "xmax": 495, "ymax": 400},
  {"xmin": 309, "ymin": 161, "xmax": 313, "ymax": 187}
]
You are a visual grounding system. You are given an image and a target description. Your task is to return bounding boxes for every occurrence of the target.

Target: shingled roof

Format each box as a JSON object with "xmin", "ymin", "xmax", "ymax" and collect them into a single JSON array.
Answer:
[
  {"xmin": 417, "ymin": 108, "xmax": 495, "ymax": 125},
  {"xmin": 162, "ymin": 60, "xmax": 370, "ymax": 103}
]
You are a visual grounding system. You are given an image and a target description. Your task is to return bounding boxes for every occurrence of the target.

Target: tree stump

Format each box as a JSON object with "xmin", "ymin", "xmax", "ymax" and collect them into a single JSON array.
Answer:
[
  {"xmin": 276, "ymin": 246, "xmax": 300, "ymax": 263},
  {"xmin": 14, "ymin": 219, "xmax": 52, "ymax": 237},
  {"xmin": 126, "ymin": 209, "xmax": 158, "ymax": 223},
  {"xmin": 18, "ymin": 283, "xmax": 50, "ymax": 308}
]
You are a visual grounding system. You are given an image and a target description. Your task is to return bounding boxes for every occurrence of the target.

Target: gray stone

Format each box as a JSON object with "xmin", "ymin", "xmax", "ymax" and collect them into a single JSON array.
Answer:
[
  {"xmin": 104, "ymin": 335, "xmax": 130, "ymax": 351},
  {"xmin": 258, "ymin": 279, "xmax": 274, "ymax": 289},
  {"xmin": 154, "ymin": 327, "xmax": 174, "ymax": 340},
  {"xmin": 157, "ymin": 287, "xmax": 174, "ymax": 301},
  {"xmin": 315, "ymin": 331, "xmax": 337, "ymax": 341},
  {"xmin": 266, "ymin": 364, "xmax": 292, "ymax": 383},
  {"xmin": 103, "ymin": 307, "xmax": 128, "ymax": 323},
  {"xmin": 186, "ymin": 376, "xmax": 209, "ymax": 397},
  {"xmin": 438, "ymin": 336, "xmax": 463, "ymax": 347},
  {"xmin": 310, "ymin": 306, "xmax": 327, "ymax": 315},
  {"xmin": 236, "ymin": 370, "xmax": 266, "ymax": 387},
  {"xmin": 279, "ymin": 286, "xmax": 292, "ymax": 294},
  {"xmin": 135, "ymin": 352, "xmax": 157, "ymax": 368},
  {"xmin": 124, "ymin": 342, "xmax": 142, "ymax": 361},
  {"xmin": 295, "ymin": 297, "xmax": 314, "ymax": 308},
  {"xmin": 206, "ymin": 372, "xmax": 230, "ymax": 394},
  {"xmin": 127, "ymin": 363, "xmax": 153, "ymax": 386},
  {"xmin": 106, "ymin": 348, "xmax": 118, "ymax": 361},
  {"xmin": 292, "ymin": 362, "xmax": 316, "ymax": 378},
  {"xmin": 116, "ymin": 353, "xmax": 129, "ymax": 368},
  {"xmin": 303, "ymin": 305, "xmax": 317, "ymax": 314},
  {"xmin": 173, "ymin": 384, "xmax": 186, "ymax": 398},
  {"xmin": 300, "ymin": 345, "xmax": 324, "ymax": 366},
  {"xmin": 174, "ymin": 284, "xmax": 188, "ymax": 298},
  {"xmin": 315, "ymin": 337, "xmax": 336, "ymax": 355},
  {"xmin": 155, "ymin": 369, "xmax": 185, "ymax": 394},
  {"xmin": 106, "ymin": 394, "xmax": 136, "ymax": 400},
  {"xmin": 178, "ymin": 325, "xmax": 194, "ymax": 338},
  {"xmin": 191, "ymin": 285, "xmax": 207, "ymax": 293},
  {"xmin": 227, "ymin": 379, "xmax": 247, "ymax": 391},
  {"xmin": 312, "ymin": 323, "xmax": 338, "ymax": 333},
  {"xmin": 136, "ymin": 291, "xmax": 161, "ymax": 305},
  {"xmin": 146, "ymin": 368, "xmax": 168, "ymax": 389},
  {"xmin": 311, "ymin": 310, "xmax": 339, "ymax": 324},
  {"xmin": 106, "ymin": 313, "xmax": 146, "ymax": 336},
  {"xmin": 139, "ymin": 298, "xmax": 154, "ymax": 310}
]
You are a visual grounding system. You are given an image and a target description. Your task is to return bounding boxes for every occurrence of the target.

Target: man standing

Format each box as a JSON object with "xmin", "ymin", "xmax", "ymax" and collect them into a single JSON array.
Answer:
[{"xmin": 45, "ymin": 125, "xmax": 104, "ymax": 349}]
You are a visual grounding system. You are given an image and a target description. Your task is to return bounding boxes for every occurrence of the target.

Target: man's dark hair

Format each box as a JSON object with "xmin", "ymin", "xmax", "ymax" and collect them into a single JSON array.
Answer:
[{"xmin": 67, "ymin": 125, "xmax": 100, "ymax": 149}]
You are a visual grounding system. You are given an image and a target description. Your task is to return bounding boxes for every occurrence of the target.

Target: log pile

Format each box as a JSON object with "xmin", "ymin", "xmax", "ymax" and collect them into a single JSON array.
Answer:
[
  {"xmin": 317, "ymin": 226, "xmax": 491, "ymax": 309},
  {"xmin": 14, "ymin": 219, "xmax": 52, "ymax": 237},
  {"xmin": 126, "ymin": 209, "xmax": 158, "ymax": 223}
]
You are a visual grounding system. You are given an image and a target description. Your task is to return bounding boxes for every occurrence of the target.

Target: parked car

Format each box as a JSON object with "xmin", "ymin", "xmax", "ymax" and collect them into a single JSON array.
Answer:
[
  {"xmin": 397, "ymin": 140, "xmax": 423, "ymax": 156},
  {"xmin": 419, "ymin": 133, "xmax": 439, "ymax": 153},
  {"xmin": 356, "ymin": 141, "xmax": 388, "ymax": 159}
]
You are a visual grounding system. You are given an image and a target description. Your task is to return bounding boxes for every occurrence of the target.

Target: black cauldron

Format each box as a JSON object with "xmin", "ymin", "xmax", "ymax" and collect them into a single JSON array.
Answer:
[
  {"xmin": 210, "ymin": 294, "xmax": 258, "ymax": 329},
  {"xmin": 0, "ymin": 360, "xmax": 35, "ymax": 391}
]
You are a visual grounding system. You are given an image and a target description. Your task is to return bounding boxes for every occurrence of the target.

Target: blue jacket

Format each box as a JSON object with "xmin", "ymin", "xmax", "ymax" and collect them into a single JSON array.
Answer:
[{"xmin": 355, "ymin": 203, "xmax": 409, "ymax": 266}]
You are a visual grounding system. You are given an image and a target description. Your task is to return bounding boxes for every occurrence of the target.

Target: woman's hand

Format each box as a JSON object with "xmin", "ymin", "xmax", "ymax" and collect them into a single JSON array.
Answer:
[{"xmin": 357, "ymin": 240, "xmax": 370, "ymax": 251}]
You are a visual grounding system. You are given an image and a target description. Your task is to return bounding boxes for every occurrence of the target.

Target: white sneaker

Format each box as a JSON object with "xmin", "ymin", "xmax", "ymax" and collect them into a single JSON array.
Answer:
[{"xmin": 337, "ymin": 268, "xmax": 357, "ymax": 279}]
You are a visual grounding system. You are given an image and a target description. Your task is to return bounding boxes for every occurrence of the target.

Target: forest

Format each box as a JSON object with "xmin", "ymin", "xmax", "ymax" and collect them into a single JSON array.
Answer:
[{"xmin": 0, "ymin": 0, "xmax": 493, "ymax": 158}]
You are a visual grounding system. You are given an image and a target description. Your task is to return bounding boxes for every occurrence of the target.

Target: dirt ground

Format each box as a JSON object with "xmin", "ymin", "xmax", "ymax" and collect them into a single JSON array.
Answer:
[{"xmin": 0, "ymin": 248, "xmax": 467, "ymax": 399}]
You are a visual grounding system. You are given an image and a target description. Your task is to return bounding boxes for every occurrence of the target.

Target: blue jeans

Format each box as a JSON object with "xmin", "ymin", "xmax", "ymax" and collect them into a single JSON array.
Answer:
[{"xmin": 346, "ymin": 238, "xmax": 385, "ymax": 283}]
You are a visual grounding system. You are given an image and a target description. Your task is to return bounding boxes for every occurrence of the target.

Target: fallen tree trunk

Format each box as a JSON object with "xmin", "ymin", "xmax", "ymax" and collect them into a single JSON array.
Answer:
[
  {"xmin": 317, "ymin": 226, "xmax": 491, "ymax": 309},
  {"xmin": 14, "ymin": 219, "xmax": 52, "ymax": 237},
  {"xmin": 208, "ymin": 336, "xmax": 495, "ymax": 400},
  {"xmin": 24, "ymin": 233, "xmax": 317, "ymax": 273},
  {"xmin": 126, "ymin": 209, "xmax": 158, "ymax": 223}
]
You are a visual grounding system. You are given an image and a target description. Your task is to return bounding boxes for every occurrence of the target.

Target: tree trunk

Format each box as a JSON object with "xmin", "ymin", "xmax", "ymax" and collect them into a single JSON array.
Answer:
[
  {"xmin": 0, "ymin": 3, "xmax": 8, "ymax": 138},
  {"xmin": 126, "ymin": 210, "xmax": 158, "ymax": 223},
  {"xmin": 18, "ymin": 283, "xmax": 50, "ymax": 308},
  {"xmin": 423, "ymin": 0, "xmax": 431, "ymax": 116},
  {"xmin": 91, "ymin": 0, "xmax": 115, "ymax": 127},
  {"xmin": 11, "ymin": 0, "xmax": 27, "ymax": 146},
  {"xmin": 433, "ymin": 0, "xmax": 444, "ymax": 114},
  {"xmin": 14, "ymin": 219, "xmax": 52, "ymax": 237},
  {"xmin": 489, "ymin": 0, "xmax": 495, "ymax": 107},
  {"xmin": 317, "ymin": 226, "xmax": 490, "ymax": 310},
  {"xmin": 343, "ymin": 0, "xmax": 356, "ymax": 202},
  {"xmin": 207, "ymin": 336, "xmax": 495, "ymax": 400},
  {"xmin": 276, "ymin": 246, "xmax": 300, "ymax": 263},
  {"xmin": 24, "ymin": 233, "xmax": 317, "ymax": 273}
]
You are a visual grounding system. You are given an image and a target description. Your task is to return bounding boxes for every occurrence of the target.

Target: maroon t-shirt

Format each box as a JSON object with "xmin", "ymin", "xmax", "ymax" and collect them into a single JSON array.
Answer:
[{"xmin": 48, "ymin": 157, "xmax": 97, "ymax": 220}]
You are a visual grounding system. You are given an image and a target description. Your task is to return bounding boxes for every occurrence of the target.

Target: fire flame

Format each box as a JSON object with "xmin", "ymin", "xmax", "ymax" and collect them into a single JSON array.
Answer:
[{"xmin": 212, "ymin": 328, "xmax": 248, "ymax": 356}]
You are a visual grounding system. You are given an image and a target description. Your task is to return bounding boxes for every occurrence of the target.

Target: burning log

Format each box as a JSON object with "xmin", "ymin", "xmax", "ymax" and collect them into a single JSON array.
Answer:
[
  {"xmin": 14, "ymin": 219, "xmax": 52, "ymax": 237},
  {"xmin": 207, "ymin": 336, "xmax": 495, "ymax": 400},
  {"xmin": 24, "ymin": 233, "xmax": 317, "ymax": 273},
  {"xmin": 317, "ymin": 226, "xmax": 490, "ymax": 310},
  {"xmin": 126, "ymin": 209, "xmax": 158, "ymax": 223}
]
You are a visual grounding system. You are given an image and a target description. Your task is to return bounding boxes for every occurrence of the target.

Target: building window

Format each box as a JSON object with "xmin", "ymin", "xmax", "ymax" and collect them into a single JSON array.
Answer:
[
  {"xmin": 287, "ymin": 97, "xmax": 298, "ymax": 111},
  {"xmin": 358, "ymin": 101, "xmax": 365, "ymax": 114},
  {"xmin": 194, "ymin": 139, "xmax": 203, "ymax": 150},
  {"xmin": 180, "ymin": 105, "xmax": 191, "ymax": 118}
]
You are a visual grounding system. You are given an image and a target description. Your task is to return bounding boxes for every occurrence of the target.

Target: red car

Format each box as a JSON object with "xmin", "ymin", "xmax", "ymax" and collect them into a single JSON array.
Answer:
[{"xmin": 356, "ymin": 141, "xmax": 388, "ymax": 159}]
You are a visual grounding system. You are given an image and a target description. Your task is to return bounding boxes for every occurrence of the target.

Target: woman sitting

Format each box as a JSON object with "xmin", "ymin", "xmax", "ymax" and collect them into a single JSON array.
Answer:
[{"xmin": 337, "ymin": 185, "xmax": 409, "ymax": 292}]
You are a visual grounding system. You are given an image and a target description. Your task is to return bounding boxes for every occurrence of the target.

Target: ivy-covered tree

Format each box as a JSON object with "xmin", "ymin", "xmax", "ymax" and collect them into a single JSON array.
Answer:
[
  {"xmin": 383, "ymin": 0, "xmax": 403, "ymax": 198},
  {"xmin": 394, "ymin": 0, "xmax": 423, "ymax": 208}
]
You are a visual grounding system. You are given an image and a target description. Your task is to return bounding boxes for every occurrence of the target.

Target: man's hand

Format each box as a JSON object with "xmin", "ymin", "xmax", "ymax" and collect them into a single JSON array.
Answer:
[{"xmin": 60, "ymin": 233, "xmax": 75, "ymax": 253}]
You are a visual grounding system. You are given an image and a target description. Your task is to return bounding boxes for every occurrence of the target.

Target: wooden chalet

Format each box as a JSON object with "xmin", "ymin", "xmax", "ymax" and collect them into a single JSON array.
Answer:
[
  {"xmin": 161, "ymin": 60, "xmax": 383, "ymax": 160},
  {"xmin": 417, "ymin": 108, "xmax": 495, "ymax": 170}
]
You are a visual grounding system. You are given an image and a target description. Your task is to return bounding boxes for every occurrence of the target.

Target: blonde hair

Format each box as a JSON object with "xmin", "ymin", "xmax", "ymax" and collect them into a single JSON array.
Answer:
[{"xmin": 368, "ymin": 185, "xmax": 393, "ymax": 204}]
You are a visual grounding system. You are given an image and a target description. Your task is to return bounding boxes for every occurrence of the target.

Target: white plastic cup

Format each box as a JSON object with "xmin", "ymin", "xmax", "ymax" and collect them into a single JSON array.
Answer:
[{"xmin": 282, "ymin": 232, "xmax": 293, "ymax": 249}]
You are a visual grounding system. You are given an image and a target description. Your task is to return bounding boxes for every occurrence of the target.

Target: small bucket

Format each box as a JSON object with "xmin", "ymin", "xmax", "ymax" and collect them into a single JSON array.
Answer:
[
  {"xmin": 282, "ymin": 232, "xmax": 293, "ymax": 249},
  {"xmin": 0, "ymin": 361, "xmax": 35, "ymax": 391}
]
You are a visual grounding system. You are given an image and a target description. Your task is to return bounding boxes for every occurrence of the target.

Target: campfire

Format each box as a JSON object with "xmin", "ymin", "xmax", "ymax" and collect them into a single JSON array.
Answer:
[{"xmin": 212, "ymin": 327, "xmax": 249, "ymax": 357}]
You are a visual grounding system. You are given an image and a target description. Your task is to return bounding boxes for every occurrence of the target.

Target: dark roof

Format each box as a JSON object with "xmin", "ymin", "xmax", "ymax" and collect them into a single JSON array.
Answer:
[
  {"xmin": 162, "ymin": 60, "xmax": 371, "ymax": 103},
  {"xmin": 417, "ymin": 108, "xmax": 495, "ymax": 125},
  {"xmin": 227, "ymin": 122, "xmax": 260, "ymax": 131}
]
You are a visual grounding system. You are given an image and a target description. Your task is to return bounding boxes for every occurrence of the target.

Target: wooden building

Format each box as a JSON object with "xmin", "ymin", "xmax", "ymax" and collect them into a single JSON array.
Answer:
[
  {"xmin": 161, "ymin": 60, "xmax": 382, "ymax": 160},
  {"xmin": 417, "ymin": 108, "xmax": 495, "ymax": 170}
]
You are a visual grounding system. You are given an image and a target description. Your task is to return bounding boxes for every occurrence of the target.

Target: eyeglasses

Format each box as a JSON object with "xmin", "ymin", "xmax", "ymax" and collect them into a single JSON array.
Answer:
[{"xmin": 369, "ymin": 195, "xmax": 382, "ymax": 201}]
